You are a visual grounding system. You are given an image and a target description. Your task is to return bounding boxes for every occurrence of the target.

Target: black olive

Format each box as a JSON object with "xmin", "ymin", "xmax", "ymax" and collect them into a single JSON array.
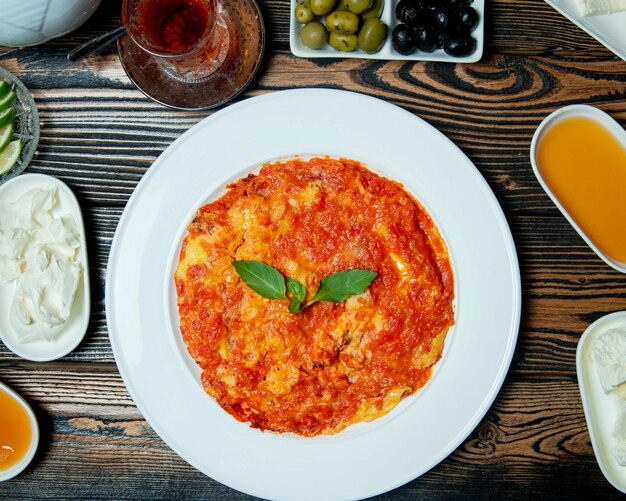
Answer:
[
  {"xmin": 423, "ymin": 0, "xmax": 441, "ymax": 12},
  {"xmin": 437, "ymin": 32, "xmax": 446, "ymax": 48},
  {"xmin": 457, "ymin": 6, "xmax": 479, "ymax": 32},
  {"xmin": 442, "ymin": 33, "xmax": 476, "ymax": 56},
  {"xmin": 432, "ymin": 8, "xmax": 458, "ymax": 36},
  {"xmin": 447, "ymin": 0, "xmax": 470, "ymax": 8},
  {"xmin": 414, "ymin": 26, "xmax": 439, "ymax": 53},
  {"xmin": 395, "ymin": 0, "xmax": 414, "ymax": 21},
  {"xmin": 395, "ymin": 0, "xmax": 430, "ymax": 29},
  {"xmin": 392, "ymin": 24, "xmax": 416, "ymax": 55},
  {"xmin": 413, "ymin": 0, "xmax": 430, "ymax": 8}
]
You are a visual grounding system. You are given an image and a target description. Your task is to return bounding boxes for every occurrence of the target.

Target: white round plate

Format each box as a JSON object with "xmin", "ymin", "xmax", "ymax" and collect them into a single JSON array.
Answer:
[{"xmin": 106, "ymin": 89, "xmax": 521, "ymax": 501}]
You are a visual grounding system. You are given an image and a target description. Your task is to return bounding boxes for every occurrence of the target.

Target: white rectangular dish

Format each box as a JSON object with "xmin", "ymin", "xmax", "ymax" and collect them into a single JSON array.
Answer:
[
  {"xmin": 529, "ymin": 104, "xmax": 626, "ymax": 274},
  {"xmin": 577, "ymin": 311, "xmax": 626, "ymax": 494},
  {"xmin": 289, "ymin": 0, "xmax": 484, "ymax": 62},
  {"xmin": 544, "ymin": 0, "xmax": 626, "ymax": 61}
]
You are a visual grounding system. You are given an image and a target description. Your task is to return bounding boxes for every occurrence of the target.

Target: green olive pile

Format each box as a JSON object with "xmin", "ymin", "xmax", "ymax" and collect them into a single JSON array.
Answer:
[
  {"xmin": 296, "ymin": 0, "xmax": 388, "ymax": 53},
  {"xmin": 392, "ymin": 0, "xmax": 479, "ymax": 57}
]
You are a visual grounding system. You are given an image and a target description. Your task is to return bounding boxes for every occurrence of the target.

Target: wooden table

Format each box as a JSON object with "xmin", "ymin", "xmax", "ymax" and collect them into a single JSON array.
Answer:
[{"xmin": 1, "ymin": 0, "xmax": 625, "ymax": 498}]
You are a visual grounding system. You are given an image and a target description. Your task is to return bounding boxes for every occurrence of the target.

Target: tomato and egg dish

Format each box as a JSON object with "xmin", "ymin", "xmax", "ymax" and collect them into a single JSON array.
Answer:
[{"xmin": 175, "ymin": 157, "xmax": 455, "ymax": 436}]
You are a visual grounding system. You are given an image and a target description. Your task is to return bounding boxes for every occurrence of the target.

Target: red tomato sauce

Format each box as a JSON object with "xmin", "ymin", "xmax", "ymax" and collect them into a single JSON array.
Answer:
[{"xmin": 175, "ymin": 157, "xmax": 455, "ymax": 436}]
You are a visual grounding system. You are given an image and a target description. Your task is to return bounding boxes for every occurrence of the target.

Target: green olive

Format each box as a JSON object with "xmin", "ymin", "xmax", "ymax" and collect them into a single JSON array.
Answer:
[
  {"xmin": 336, "ymin": 0, "xmax": 350, "ymax": 10},
  {"xmin": 358, "ymin": 18, "xmax": 387, "ymax": 53},
  {"xmin": 300, "ymin": 21, "xmax": 328, "ymax": 49},
  {"xmin": 310, "ymin": 0, "xmax": 338, "ymax": 16},
  {"xmin": 328, "ymin": 31, "xmax": 358, "ymax": 51},
  {"xmin": 344, "ymin": 0, "xmax": 371, "ymax": 14},
  {"xmin": 295, "ymin": 3, "xmax": 315, "ymax": 24},
  {"xmin": 361, "ymin": 0, "xmax": 384, "ymax": 20},
  {"xmin": 325, "ymin": 10, "xmax": 360, "ymax": 35}
]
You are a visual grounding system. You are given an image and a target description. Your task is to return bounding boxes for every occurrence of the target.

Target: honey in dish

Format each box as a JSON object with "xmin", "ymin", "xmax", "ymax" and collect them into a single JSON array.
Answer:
[
  {"xmin": 537, "ymin": 116, "xmax": 626, "ymax": 263},
  {"xmin": 0, "ymin": 388, "xmax": 33, "ymax": 471}
]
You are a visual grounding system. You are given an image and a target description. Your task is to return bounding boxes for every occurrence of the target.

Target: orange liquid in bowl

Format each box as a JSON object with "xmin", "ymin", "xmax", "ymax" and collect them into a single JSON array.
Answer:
[
  {"xmin": 537, "ymin": 116, "xmax": 626, "ymax": 264},
  {"xmin": 0, "ymin": 388, "xmax": 33, "ymax": 471}
]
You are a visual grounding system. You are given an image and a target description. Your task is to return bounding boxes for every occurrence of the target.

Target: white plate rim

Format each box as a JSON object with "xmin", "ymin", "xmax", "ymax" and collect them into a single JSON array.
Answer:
[{"xmin": 105, "ymin": 88, "xmax": 521, "ymax": 500}]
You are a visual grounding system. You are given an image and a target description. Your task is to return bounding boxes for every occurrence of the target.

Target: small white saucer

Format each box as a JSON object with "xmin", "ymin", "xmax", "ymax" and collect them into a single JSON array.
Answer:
[
  {"xmin": 0, "ymin": 174, "xmax": 91, "ymax": 361},
  {"xmin": 0, "ymin": 381, "xmax": 39, "ymax": 482}
]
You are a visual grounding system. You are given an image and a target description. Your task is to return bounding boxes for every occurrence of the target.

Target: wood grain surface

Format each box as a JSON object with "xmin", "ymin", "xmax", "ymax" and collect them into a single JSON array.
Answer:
[{"xmin": 1, "ymin": 0, "xmax": 626, "ymax": 498}]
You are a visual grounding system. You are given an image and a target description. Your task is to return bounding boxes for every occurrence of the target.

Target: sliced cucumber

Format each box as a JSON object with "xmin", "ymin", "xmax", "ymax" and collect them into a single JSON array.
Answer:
[
  {"xmin": 0, "ymin": 139, "xmax": 21, "ymax": 175},
  {"xmin": 0, "ymin": 91, "xmax": 16, "ymax": 112}
]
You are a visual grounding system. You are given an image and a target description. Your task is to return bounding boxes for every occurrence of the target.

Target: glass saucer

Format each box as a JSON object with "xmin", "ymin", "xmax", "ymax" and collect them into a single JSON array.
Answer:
[{"xmin": 117, "ymin": 0, "xmax": 265, "ymax": 110}]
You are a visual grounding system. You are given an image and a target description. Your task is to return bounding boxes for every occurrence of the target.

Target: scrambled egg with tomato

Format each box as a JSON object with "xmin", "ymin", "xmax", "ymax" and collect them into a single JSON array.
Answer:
[{"xmin": 175, "ymin": 157, "xmax": 455, "ymax": 436}]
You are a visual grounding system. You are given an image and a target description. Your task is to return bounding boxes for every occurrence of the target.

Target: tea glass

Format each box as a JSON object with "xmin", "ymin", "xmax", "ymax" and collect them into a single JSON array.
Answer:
[{"xmin": 121, "ymin": 0, "xmax": 230, "ymax": 83}]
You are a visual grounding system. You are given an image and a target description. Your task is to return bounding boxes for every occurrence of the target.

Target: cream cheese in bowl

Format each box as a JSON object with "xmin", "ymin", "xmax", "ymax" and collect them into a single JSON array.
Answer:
[{"xmin": 0, "ymin": 174, "xmax": 90, "ymax": 361}]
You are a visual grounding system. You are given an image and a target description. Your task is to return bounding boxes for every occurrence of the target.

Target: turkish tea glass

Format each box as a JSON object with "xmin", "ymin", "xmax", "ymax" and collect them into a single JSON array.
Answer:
[{"xmin": 121, "ymin": 0, "xmax": 230, "ymax": 83}]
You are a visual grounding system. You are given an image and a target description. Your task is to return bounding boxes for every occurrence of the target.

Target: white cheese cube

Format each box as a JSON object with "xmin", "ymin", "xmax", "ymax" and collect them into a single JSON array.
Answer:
[
  {"xmin": 591, "ymin": 327, "xmax": 626, "ymax": 393},
  {"xmin": 614, "ymin": 441, "xmax": 626, "ymax": 466},
  {"xmin": 573, "ymin": 0, "xmax": 626, "ymax": 16},
  {"xmin": 614, "ymin": 400, "xmax": 626, "ymax": 440}
]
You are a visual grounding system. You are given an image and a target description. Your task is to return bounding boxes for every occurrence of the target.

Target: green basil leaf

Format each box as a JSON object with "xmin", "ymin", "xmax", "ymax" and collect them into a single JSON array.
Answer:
[
  {"xmin": 232, "ymin": 260, "xmax": 287, "ymax": 300},
  {"xmin": 309, "ymin": 269, "xmax": 378, "ymax": 305},
  {"xmin": 287, "ymin": 278, "xmax": 306, "ymax": 314},
  {"xmin": 232, "ymin": 262, "xmax": 377, "ymax": 314},
  {"xmin": 288, "ymin": 300, "xmax": 302, "ymax": 314},
  {"xmin": 287, "ymin": 278, "xmax": 306, "ymax": 303}
]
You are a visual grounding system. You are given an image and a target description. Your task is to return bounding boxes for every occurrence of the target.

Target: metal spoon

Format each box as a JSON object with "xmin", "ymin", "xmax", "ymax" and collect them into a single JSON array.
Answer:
[{"xmin": 67, "ymin": 26, "xmax": 127, "ymax": 62}]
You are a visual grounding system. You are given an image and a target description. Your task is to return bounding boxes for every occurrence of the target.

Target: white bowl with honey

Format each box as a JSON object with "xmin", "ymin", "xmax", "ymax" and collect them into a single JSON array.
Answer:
[
  {"xmin": 0, "ymin": 381, "xmax": 38, "ymax": 482},
  {"xmin": 531, "ymin": 104, "xmax": 626, "ymax": 274}
]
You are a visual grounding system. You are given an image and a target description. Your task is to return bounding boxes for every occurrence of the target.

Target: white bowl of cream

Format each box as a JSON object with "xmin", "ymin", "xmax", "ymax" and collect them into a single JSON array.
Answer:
[{"xmin": 0, "ymin": 174, "xmax": 90, "ymax": 361}]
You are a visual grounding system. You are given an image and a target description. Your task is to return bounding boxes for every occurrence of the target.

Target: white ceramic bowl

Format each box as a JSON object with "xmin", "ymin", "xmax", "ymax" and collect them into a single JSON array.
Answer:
[
  {"xmin": 0, "ymin": 174, "xmax": 91, "ymax": 361},
  {"xmin": 530, "ymin": 104, "xmax": 626, "ymax": 274},
  {"xmin": 577, "ymin": 311, "xmax": 626, "ymax": 493},
  {"xmin": 0, "ymin": 381, "xmax": 39, "ymax": 482},
  {"xmin": 0, "ymin": 0, "xmax": 102, "ymax": 47}
]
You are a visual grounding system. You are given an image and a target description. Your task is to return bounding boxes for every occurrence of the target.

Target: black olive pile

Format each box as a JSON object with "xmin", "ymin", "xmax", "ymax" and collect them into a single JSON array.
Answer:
[{"xmin": 392, "ymin": 0, "xmax": 478, "ymax": 57}]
